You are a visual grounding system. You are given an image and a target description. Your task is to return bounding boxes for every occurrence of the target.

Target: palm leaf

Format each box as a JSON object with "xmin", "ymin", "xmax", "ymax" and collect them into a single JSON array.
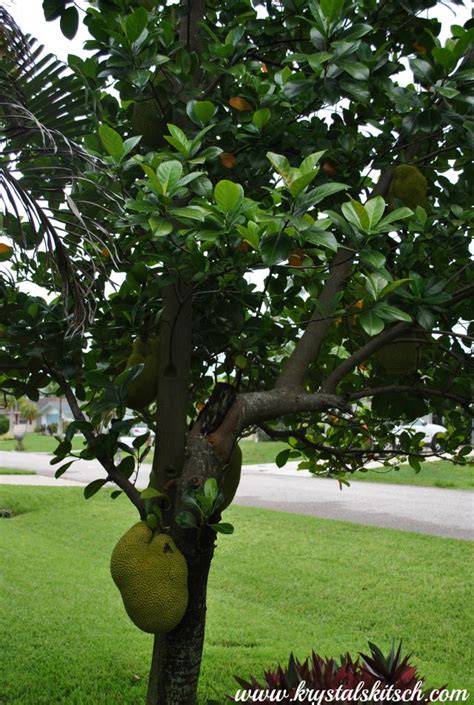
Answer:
[{"xmin": 0, "ymin": 4, "xmax": 121, "ymax": 335}]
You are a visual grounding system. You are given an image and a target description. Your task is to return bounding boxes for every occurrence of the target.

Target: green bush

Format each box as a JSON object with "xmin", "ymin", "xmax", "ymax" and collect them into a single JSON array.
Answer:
[{"xmin": 0, "ymin": 415, "xmax": 9, "ymax": 435}]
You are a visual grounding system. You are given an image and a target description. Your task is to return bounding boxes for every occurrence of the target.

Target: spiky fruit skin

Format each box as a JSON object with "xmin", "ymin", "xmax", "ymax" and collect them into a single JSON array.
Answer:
[
  {"xmin": 375, "ymin": 342, "xmax": 418, "ymax": 375},
  {"xmin": 132, "ymin": 100, "xmax": 167, "ymax": 150},
  {"xmin": 125, "ymin": 335, "xmax": 160, "ymax": 409},
  {"xmin": 388, "ymin": 165, "xmax": 428, "ymax": 211},
  {"xmin": 220, "ymin": 444, "xmax": 242, "ymax": 511},
  {"xmin": 110, "ymin": 522, "xmax": 188, "ymax": 634}
]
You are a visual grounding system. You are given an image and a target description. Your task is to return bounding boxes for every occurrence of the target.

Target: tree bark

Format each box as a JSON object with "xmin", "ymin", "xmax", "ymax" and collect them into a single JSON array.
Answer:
[{"xmin": 146, "ymin": 532, "xmax": 215, "ymax": 705}]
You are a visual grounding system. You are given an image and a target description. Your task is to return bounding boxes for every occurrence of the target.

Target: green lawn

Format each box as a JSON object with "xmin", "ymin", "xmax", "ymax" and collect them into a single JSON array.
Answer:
[
  {"xmin": 0, "ymin": 487, "xmax": 472, "ymax": 705},
  {"xmin": 0, "ymin": 468, "xmax": 35, "ymax": 475},
  {"xmin": 347, "ymin": 459, "xmax": 474, "ymax": 490},
  {"xmin": 0, "ymin": 432, "xmax": 85, "ymax": 453}
]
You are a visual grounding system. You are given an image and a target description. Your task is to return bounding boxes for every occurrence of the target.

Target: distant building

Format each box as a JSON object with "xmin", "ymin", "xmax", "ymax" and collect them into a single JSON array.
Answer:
[{"xmin": 37, "ymin": 397, "xmax": 74, "ymax": 427}]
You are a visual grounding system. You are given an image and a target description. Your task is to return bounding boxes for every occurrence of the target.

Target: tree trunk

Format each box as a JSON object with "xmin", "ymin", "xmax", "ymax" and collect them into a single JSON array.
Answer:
[{"xmin": 146, "ymin": 534, "xmax": 214, "ymax": 705}]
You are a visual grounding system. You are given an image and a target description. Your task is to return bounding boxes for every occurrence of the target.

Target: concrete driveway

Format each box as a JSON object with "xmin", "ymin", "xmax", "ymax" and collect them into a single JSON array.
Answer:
[{"xmin": 0, "ymin": 450, "xmax": 473, "ymax": 540}]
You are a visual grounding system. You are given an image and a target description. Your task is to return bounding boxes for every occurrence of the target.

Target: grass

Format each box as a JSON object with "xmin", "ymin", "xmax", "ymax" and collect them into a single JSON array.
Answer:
[
  {"xmin": 0, "ymin": 487, "xmax": 472, "ymax": 705},
  {"xmin": 0, "ymin": 468, "xmax": 35, "ymax": 475},
  {"xmin": 347, "ymin": 459, "xmax": 474, "ymax": 490},
  {"xmin": 0, "ymin": 432, "xmax": 85, "ymax": 453}
]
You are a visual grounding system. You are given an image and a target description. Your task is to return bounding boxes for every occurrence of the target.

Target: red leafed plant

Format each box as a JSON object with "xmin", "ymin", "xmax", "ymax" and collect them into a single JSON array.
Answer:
[{"xmin": 230, "ymin": 641, "xmax": 440, "ymax": 702}]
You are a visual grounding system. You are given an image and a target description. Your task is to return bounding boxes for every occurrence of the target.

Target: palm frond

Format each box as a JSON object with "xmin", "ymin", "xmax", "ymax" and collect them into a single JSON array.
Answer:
[{"xmin": 0, "ymin": 4, "xmax": 122, "ymax": 335}]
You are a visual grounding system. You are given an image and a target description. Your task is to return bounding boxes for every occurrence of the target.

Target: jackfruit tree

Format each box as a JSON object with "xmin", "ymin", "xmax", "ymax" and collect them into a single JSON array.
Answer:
[{"xmin": 0, "ymin": 0, "xmax": 472, "ymax": 703}]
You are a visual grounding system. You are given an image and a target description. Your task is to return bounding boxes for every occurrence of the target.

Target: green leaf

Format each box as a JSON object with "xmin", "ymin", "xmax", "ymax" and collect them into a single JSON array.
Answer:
[
  {"xmin": 366, "ymin": 273, "xmax": 388, "ymax": 300},
  {"xmin": 252, "ymin": 108, "xmax": 271, "ymax": 130},
  {"xmin": 300, "ymin": 151, "xmax": 325, "ymax": 174},
  {"xmin": 364, "ymin": 197, "xmax": 385, "ymax": 228},
  {"xmin": 209, "ymin": 522, "xmax": 235, "ymax": 534},
  {"xmin": 377, "ymin": 304, "xmax": 412, "ymax": 323},
  {"xmin": 416, "ymin": 307, "xmax": 435, "ymax": 330},
  {"xmin": 342, "ymin": 199, "xmax": 369, "ymax": 230},
  {"xmin": 54, "ymin": 460, "xmax": 75, "ymax": 479},
  {"xmin": 176, "ymin": 511, "xmax": 199, "ymax": 529},
  {"xmin": 149, "ymin": 218, "xmax": 173, "ymax": 237},
  {"xmin": 360, "ymin": 251, "xmax": 386, "ymax": 270},
  {"xmin": 84, "ymin": 478, "xmax": 107, "ymax": 500},
  {"xmin": 307, "ymin": 52, "xmax": 333, "ymax": 71},
  {"xmin": 186, "ymin": 100, "xmax": 217, "ymax": 127},
  {"xmin": 306, "ymin": 182, "xmax": 348, "ymax": 206},
  {"xmin": 234, "ymin": 354, "xmax": 248, "ymax": 369},
  {"xmin": 259, "ymin": 232, "xmax": 292, "ymax": 266},
  {"xmin": 289, "ymin": 171, "xmax": 318, "ymax": 197},
  {"xmin": 339, "ymin": 60, "xmax": 370, "ymax": 81},
  {"xmin": 99, "ymin": 124, "xmax": 124, "ymax": 160},
  {"xmin": 266, "ymin": 152, "xmax": 293, "ymax": 184},
  {"xmin": 133, "ymin": 432, "xmax": 151, "ymax": 449},
  {"xmin": 359, "ymin": 311, "xmax": 385, "ymax": 336},
  {"xmin": 305, "ymin": 229, "xmax": 338, "ymax": 251},
  {"xmin": 117, "ymin": 455, "xmax": 135, "ymax": 478},
  {"xmin": 164, "ymin": 124, "xmax": 191, "ymax": 156},
  {"xmin": 320, "ymin": 0, "xmax": 345, "ymax": 20},
  {"xmin": 157, "ymin": 160, "xmax": 183, "ymax": 195},
  {"xmin": 140, "ymin": 487, "xmax": 165, "ymax": 500},
  {"xmin": 204, "ymin": 477, "xmax": 219, "ymax": 503},
  {"xmin": 276, "ymin": 449, "xmax": 291, "ymax": 468},
  {"xmin": 170, "ymin": 206, "xmax": 208, "ymax": 221},
  {"xmin": 125, "ymin": 7, "xmax": 148, "ymax": 43},
  {"xmin": 378, "ymin": 207, "xmax": 413, "ymax": 227},
  {"xmin": 214, "ymin": 180, "xmax": 244, "ymax": 212},
  {"xmin": 60, "ymin": 7, "xmax": 79, "ymax": 39}
]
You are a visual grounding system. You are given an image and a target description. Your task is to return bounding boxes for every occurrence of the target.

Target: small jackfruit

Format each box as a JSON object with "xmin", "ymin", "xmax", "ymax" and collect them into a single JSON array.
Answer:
[
  {"xmin": 375, "ymin": 341, "xmax": 419, "ymax": 375},
  {"xmin": 110, "ymin": 522, "xmax": 188, "ymax": 634},
  {"xmin": 375, "ymin": 327, "xmax": 428, "ymax": 375},
  {"xmin": 388, "ymin": 164, "xmax": 428, "ymax": 211},
  {"xmin": 125, "ymin": 335, "xmax": 160, "ymax": 409},
  {"xmin": 220, "ymin": 444, "xmax": 242, "ymax": 511}
]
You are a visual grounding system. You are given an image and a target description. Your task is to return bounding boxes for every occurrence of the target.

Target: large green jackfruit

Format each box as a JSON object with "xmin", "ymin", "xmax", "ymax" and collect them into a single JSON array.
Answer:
[
  {"xmin": 220, "ymin": 444, "xmax": 242, "ymax": 511},
  {"xmin": 388, "ymin": 164, "xmax": 428, "ymax": 211},
  {"xmin": 132, "ymin": 73, "xmax": 169, "ymax": 150},
  {"xmin": 375, "ymin": 329, "xmax": 427, "ymax": 375},
  {"xmin": 110, "ymin": 522, "xmax": 188, "ymax": 634},
  {"xmin": 375, "ymin": 341, "xmax": 419, "ymax": 375},
  {"xmin": 125, "ymin": 335, "xmax": 160, "ymax": 409}
]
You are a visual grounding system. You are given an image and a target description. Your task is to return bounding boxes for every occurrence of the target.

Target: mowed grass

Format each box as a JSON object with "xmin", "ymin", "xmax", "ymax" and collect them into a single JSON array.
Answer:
[
  {"xmin": 346, "ymin": 460, "xmax": 474, "ymax": 490},
  {"xmin": 0, "ymin": 487, "xmax": 472, "ymax": 705},
  {"xmin": 0, "ymin": 432, "xmax": 85, "ymax": 453},
  {"xmin": 0, "ymin": 468, "xmax": 35, "ymax": 475},
  {"xmin": 240, "ymin": 443, "xmax": 473, "ymax": 490}
]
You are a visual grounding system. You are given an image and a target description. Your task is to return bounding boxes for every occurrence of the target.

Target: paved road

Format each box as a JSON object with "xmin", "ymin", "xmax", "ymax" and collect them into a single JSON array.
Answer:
[{"xmin": 0, "ymin": 451, "xmax": 473, "ymax": 540}]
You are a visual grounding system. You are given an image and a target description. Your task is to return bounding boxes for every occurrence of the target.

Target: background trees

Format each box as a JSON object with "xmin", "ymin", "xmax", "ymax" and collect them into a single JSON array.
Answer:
[{"xmin": 0, "ymin": 0, "xmax": 472, "ymax": 703}]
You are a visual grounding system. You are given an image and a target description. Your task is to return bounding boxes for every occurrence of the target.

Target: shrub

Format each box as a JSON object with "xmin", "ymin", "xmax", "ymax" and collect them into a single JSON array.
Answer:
[
  {"xmin": 35, "ymin": 424, "xmax": 47, "ymax": 434},
  {"xmin": 0, "ymin": 415, "xmax": 9, "ymax": 435},
  {"xmin": 231, "ymin": 642, "xmax": 443, "ymax": 702},
  {"xmin": 47, "ymin": 423, "xmax": 58, "ymax": 435},
  {"xmin": 0, "ymin": 432, "xmax": 14, "ymax": 441}
]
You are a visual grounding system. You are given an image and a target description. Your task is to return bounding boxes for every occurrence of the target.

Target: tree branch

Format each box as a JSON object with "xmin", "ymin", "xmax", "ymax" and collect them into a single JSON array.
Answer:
[
  {"xmin": 348, "ymin": 385, "xmax": 473, "ymax": 413},
  {"xmin": 51, "ymin": 371, "xmax": 145, "ymax": 517},
  {"xmin": 274, "ymin": 168, "xmax": 395, "ymax": 391},
  {"xmin": 321, "ymin": 321, "xmax": 412, "ymax": 393}
]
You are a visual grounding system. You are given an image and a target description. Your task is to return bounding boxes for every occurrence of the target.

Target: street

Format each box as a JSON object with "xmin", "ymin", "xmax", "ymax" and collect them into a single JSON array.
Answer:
[{"xmin": 0, "ymin": 451, "xmax": 472, "ymax": 540}]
